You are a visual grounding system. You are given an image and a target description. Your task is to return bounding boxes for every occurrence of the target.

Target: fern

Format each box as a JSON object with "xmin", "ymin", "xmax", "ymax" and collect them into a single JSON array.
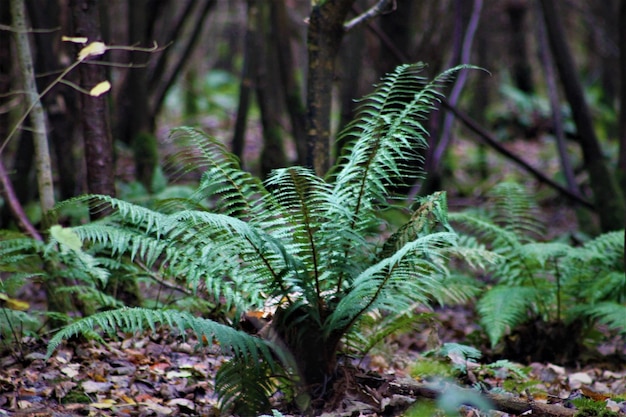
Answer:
[
  {"xmin": 47, "ymin": 63, "xmax": 481, "ymax": 413},
  {"xmin": 477, "ymin": 286, "xmax": 539, "ymax": 346},
  {"xmin": 451, "ymin": 182, "xmax": 626, "ymax": 350},
  {"xmin": 46, "ymin": 307, "xmax": 274, "ymax": 360},
  {"xmin": 215, "ymin": 357, "xmax": 276, "ymax": 415}
]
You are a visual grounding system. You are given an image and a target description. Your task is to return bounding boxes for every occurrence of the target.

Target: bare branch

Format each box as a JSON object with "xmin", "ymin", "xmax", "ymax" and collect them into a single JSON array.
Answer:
[
  {"xmin": 0, "ymin": 158, "xmax": 42, "ymax": 240},
  {"xmin": 441, "ymin": 98, "xmax": 594, "ymax": 210},
  {"xmin": 344, "ymin": 0, "xmax": 395, "ymax": 32}
]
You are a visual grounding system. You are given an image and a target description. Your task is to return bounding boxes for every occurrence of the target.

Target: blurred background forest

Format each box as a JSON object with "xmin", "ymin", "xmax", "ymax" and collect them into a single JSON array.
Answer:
[{"xmin": 1, "ymin": 0, "xmax": 625, "ymax": 238}]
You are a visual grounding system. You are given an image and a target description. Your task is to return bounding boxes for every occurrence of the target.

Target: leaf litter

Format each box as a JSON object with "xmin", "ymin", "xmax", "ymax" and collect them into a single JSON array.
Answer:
[{"xmin": 0, "ymin": 307, "xmax": 624, "ymax": 417}]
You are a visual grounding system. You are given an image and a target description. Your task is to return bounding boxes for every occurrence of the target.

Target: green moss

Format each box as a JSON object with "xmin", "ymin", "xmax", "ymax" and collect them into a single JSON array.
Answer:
[
  {"xmin": 409, "ymin": 358, "xmax": 456, "ymax": 379},
  {"xmin": 62, "ymin": 388, "xmax": 91, "ymax": 404}
]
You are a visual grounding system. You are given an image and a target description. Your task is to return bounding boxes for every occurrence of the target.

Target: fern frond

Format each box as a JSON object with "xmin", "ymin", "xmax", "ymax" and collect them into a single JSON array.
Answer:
[
  {"xmin": 325, "ymin": 232, "xmax": 456, "ymax": 335},
  {"xmin": 215, "ymin": 357, "xmax": 275, "ymax": 415},
  {"xmin": 477, "ymin": 286, "xmax": 539, "ymax": 346},
  {"xmin": 581, "ymin": 302, "xmax": 626, "ymax": 335},
  {"xmin": 487, "ymin": 182, "xmax": 544, "ymax": 240},
  {"xmin": 46, "ymin": 307, "xmax": 274, "ymax": 361},
  {"xmin": 331, "ymin": 64, "xmax": 476, "ymax": 238},
  {"xmin": 168, "ymin": 127, "xmax": 268, "ymax": 219}
]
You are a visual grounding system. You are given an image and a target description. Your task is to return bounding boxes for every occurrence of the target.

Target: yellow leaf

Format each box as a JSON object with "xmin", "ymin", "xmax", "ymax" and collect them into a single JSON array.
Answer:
[
  {"xmin": 50, "ymin": 225, "xmax": 83, "ymax": 252},
  {"xmin": 5, "ymin": 298, "xmax": 29, "ymax": 311},
  {"xmin": 89, "ymin": 81, "xmax": 111, "ymax": 97},
  {"xmin": 78, "ymin": 41, "xmax": 107, "ymax": 61},
  {"xmin": 62, "ymin": 36, "xmax": 88, "ymax": 44},
  {"xmin": 91, "ymin": 399, "xmax": 116, "ymax": 409},
  {"xmin": 0, "ymin": 293, "xmax": 30, "ymax": 311}
]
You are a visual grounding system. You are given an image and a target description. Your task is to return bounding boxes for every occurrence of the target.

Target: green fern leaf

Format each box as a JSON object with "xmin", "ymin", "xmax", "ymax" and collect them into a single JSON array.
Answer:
[
  {"xmin": 477, "ymin": 286, "xmax": 538, "ymax": 346},
  {"xmin": 215, "ymin": 357, "xmax": 275, "ymax": 415},
  {"xmin": 46, "ymin": 307, "xmax": 274, "ymax": 361}
]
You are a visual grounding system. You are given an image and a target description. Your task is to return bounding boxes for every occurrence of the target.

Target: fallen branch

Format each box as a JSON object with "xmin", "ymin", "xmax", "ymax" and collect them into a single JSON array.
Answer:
[{"xmin": 386, "ymin": 377, "xmax": 576, "ymax": 417}]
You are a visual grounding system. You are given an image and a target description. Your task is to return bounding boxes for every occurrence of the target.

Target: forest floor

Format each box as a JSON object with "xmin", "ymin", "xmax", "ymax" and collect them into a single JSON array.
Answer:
[
  {"xmin": 1, "ymin": 299, "xmax": 624, "ymax": 417},
  {"xmin": 2, "ymin": 124, "xmax": 625, "ymax": 415}
]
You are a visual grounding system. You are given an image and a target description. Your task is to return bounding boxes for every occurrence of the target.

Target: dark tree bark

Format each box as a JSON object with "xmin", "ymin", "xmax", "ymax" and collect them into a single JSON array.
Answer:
[
  {"xmin": 539, "ymin": 0, "xmax": 624, "ymax": 232},
  {"xmin": 70, "ymin": 0, "xmax": 116, "ymax": 213},
  {"xmin": 231, "ymin": 0, "xmax": 259, "ymax": 162},
  {"xmin": 617, "ymin": 0, "xmax": 626, "ymax": 269},
  {"xmin": 506, "ymin": 0, "xmax": 533, "ymax": 93},
  {"xmin": 617, "ymin": 0, "xmax": 626, "ymax": 196},
  {"xmin": 256, "ymin": 1, "xmax": 287, "ymax": 177},
  {"xmin": 0, "ymin": 0, "xmax": 16, "ymax": 227},
  {"xmin": 272, "ymin": 0, "xmax": 307, "ymax": 166},
  {"xmin": 306, "ymin": 0, "xmax": 356, "ymax": 175}
]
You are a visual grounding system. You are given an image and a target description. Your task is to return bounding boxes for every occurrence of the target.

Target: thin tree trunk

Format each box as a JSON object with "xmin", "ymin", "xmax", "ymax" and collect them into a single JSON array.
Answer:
[
  {"xmin": 272, "ymin": 0, "xmax": 307, "ymax": 165},
  {"xmin": 539, "ymin": 0, "xmax": 624, "ymax": 232},
  {"xmin": 534, "ymin": 3, "xmax": 578, "ymax": 195},
  {"xmin": 231, "ymin": 0, "xmax": 258, "ymax": 161},
  {"xmin": 507, "ymin": 0, "xmax": 534, "ymax": 93},
  {"xmin": 10, "ymin": 0, "xmax": 56, "ymax": 228},
  {"xmin": 306, "ymin": 0, "xmax": 355, "ymax": 175},
  {"xmin": 617, "ymin": 0, "xmax": 626, "ymax": 269},
  {"xmin": 27, "ymin": 0, "xmax": 80, "ymax": 200},
  {"xmin": 431, "ymin": 0, "xmax": 482, "ymax": 170},
  {"xmin": 151, "ymin": 0, "xmax": 216, "ymax": 119},
  {"xmin": 71, "ymin": 0, "xmax": 116, "ymax": 212},
  {"xmin": 257, "ymin": 1, "xmax": 287, "ymax": 177}
]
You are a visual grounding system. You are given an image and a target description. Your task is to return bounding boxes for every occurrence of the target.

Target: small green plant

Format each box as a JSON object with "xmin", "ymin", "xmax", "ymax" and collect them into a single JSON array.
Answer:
[
  {"xmin": 46, "ymin": 63, "xmax": 480, "ymax": 414},
  {"xmin": 0, "ymin": 227, "xmax": 117, "ymax": 341},
  {"xmin": 450, "ymin": 182, "xmax": 625, "ymax": 362}
]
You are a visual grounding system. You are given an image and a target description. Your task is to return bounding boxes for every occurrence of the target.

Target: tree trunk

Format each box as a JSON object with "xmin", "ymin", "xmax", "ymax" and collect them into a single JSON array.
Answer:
[
  {"xmin": 257, "ymin": 1, "xmax": 287, "ymax": 178},
  {"xmin": 506, "ymin": 0, "xmax": 533, "ymax": 93},
  {"xmin": 10, "ymin": 0, "xmax": 56, "ymax": 228},
  {"xmin": 617, "ymin": 0, "xmax": 626, "ymax": 270},
  {"xmin": 539, "ymin": 0, "xmax": 625, "ymax": 232},
  {"xmin": 70, "ymin": 0, "xmax": 116, "ymax": 211},
  {"xmin": 27, "ymin": 0, "xmax": 80, "ymax": 200},
  {"xmin": 231, "ymin": 0, "xmax": 259, "ymax": 162},
  {"xmin": 272, "ymin": 0, "xmax": 307, "ymax": 166},
  {"xmin": 306, "ymin": 0, "xmax": 355, "ymax": 175}
]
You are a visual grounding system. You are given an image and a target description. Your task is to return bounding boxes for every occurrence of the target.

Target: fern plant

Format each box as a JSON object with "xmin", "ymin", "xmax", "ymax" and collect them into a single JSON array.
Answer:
[
  {"xmin": 0, "ymin": 227, "xmax": 122, "ymax": 334},
  {"xmin": 47, "ymin": 63, "xmax": 479, "ymax": 413},
  {"xmin": 449, "ymin": 182, "xmax": 625, "ymax": 361}
]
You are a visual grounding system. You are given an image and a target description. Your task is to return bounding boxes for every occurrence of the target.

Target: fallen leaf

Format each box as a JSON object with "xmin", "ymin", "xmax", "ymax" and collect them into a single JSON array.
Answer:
[
  {"xmin": 82, "ymin": 380, "xmax": 112, "ymax": 394},
  {"xmin": 569, "ymin": 372, "xmax": 593, "ymax": 386}
]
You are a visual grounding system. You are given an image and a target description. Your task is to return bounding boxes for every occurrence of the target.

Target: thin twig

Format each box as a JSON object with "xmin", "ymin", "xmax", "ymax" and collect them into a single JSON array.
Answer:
[
  {"xmin": 344, "ymin": 0, "xmax": 395, "ymax": 32},
  {"xmin": 0, "ymin": 159, "xmax": 42, "ymax": 240}
]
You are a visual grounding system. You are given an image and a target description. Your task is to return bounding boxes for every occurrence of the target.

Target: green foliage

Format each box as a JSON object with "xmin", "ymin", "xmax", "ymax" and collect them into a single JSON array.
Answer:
[
  {"xmin": 0, "ymin": 228, "xmax": 122, "ymax": 345},
  {"xmin": 215, "ymin": 356, "xmax": 276, "ymax": 415},
  {"xmin": 571, "ymin": 397, "xmax": 620, "ymax": 417},
  {"xmin": 47, "ymin": 63, "xmax": 479, "ymax": 413},
  {"xmin": 450, "ymin": 182, "xmax": 626, "ymax": 349}
]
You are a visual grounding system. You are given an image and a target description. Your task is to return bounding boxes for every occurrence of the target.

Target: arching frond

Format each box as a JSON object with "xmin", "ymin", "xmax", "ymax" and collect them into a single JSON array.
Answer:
[
  {"xmin": 215, "ymin": 357, "xmax": 275, "ymax": 415},
  {"xmin": 324, "ymin": 232, "xmax": 456, "ymax": 335},
  {"xmin": 46, "ymin": 307, "xmax": 274, "ymax": 361},
  {"xmin": 487, "ymin": 182, "xmax": 544, "ymax": 240},
  {"xmin": 168, "ymin": 127, "xmax": 268, "ymax": 219},
  {"xmin": 330, "ymin": 64, "xmax": 476, "ymax": 237}
]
